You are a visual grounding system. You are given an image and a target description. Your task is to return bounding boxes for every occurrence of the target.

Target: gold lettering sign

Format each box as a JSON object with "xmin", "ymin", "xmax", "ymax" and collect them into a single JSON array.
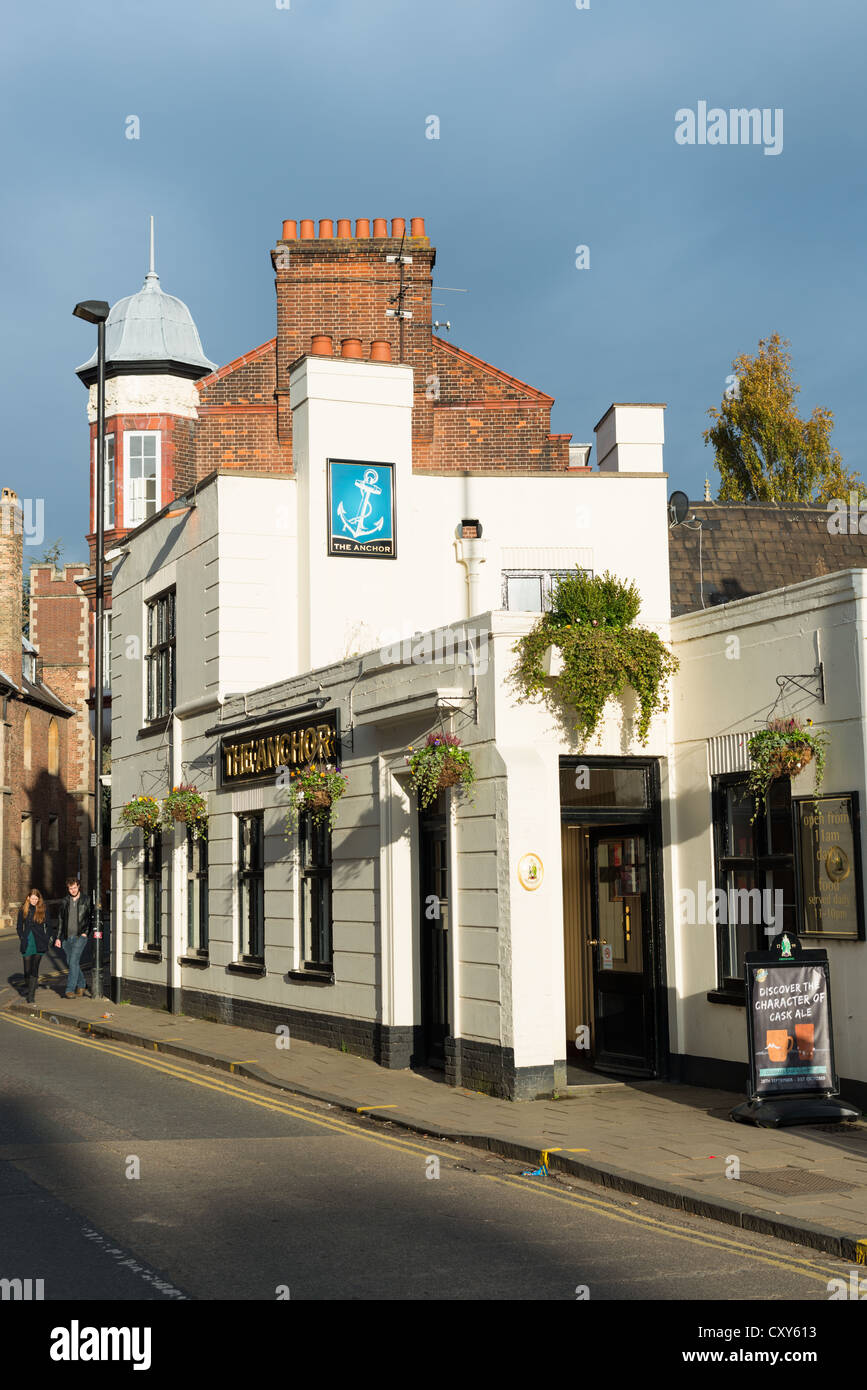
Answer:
[
  {"xmin": 219, "ymin": 712, "xmax": 339, "ymax": 788},
  {"xmin": 796, "ymin": 794, "xmax": 863, "ymax": 940}
]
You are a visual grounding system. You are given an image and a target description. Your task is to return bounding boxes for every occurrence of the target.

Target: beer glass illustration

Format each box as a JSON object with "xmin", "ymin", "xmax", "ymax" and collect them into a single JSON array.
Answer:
[
  {"xmin": 766, "ymin": 1029, "xmax": 794, "ymax": 1063},
  {"xmin": 795, "ymin": 1023, "xmax": 815, "ymax": 1061}
]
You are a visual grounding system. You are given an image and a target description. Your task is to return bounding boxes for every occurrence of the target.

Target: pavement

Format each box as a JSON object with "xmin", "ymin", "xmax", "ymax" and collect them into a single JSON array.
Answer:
[{"xmin": 5, "ymin": 969, "xmax": 867, "ymax": 1264}]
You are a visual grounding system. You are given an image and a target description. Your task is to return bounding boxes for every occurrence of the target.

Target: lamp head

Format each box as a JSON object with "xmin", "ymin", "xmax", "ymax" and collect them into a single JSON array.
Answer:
[{"xmin": 73, "ymin": 300, "xmax": 110, "ymax": 325}]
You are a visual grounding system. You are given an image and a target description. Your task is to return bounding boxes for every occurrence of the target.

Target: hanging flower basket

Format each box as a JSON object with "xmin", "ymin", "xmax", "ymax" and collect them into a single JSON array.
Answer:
[
  {"xmin": 747, "ymin": 717, "xmax": 827, "ymax": 818},
  {"xmin": 120, "ymin": 795, "xmax": 161, "ymax": 834},
  {"xmin": 284, "ymin": 765, "xmax": 349, "ymax": 833},
  {"xmin": 407, "ymin": 733, "xmax": 476, "ymax": 809},
  {"xmin": 162, "ymin": 785, "xmax": 209, "ymax": 839},
  {"xmin": 511, "ymin": 569, "xmax": 678, "ymax": 749}
]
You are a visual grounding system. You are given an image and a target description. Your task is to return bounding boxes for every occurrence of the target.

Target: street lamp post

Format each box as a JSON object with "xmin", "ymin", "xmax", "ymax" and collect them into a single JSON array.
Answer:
[{"xmin": 73, "ymin": 299, "xmax": 110, "ymax": 999}]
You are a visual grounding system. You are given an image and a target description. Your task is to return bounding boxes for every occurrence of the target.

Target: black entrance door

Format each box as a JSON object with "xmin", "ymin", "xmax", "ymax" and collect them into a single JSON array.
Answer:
[
  {"xmin": 588, "ymin": 829, "xmax": 656, "ymax": 1075},
  {"xmin": 418, "ymin": 794, "xmax": 450, "ymax": 1067}
]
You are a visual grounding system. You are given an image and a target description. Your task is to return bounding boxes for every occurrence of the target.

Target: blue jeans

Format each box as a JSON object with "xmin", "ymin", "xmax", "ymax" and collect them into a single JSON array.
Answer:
[{"xmin": 64, "ymin": 935, "xmax": 87, "ymax": 992}]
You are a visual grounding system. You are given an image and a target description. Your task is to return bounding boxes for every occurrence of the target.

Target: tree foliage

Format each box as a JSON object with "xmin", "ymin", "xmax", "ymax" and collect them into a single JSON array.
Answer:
[{"xmin": 705, "ymin": 334, "xmax": 860, "ymax": 504}]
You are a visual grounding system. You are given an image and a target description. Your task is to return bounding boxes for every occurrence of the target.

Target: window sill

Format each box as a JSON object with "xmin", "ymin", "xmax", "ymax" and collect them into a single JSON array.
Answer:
[
  {"xmin": 134, "ymin": 949, "xmax": 162, "ymax": 963},
  {"xmin": 226, "ymin": 960, "xmax": 265, "ymax": 978},
  {"xmin": 288, "ymin": 967, "xmax": 335, "ymax": 985},
  {"xmin": 706, "ymin": 989, "xmax": 745, "ymax": 1007},
  {"xmin": 178, "ymin": 955, "xmax": 210, "ymax": 969},
  {"xmin": 137, "ymin": 718, "xmax": 171, "ymax": 740}
]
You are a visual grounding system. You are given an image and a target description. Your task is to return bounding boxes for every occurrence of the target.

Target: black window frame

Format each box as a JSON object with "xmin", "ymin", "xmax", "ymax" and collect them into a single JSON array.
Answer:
[
  {"xmin": 143, "ymin": 831, "xmax": 162, "ymax": 951},
  {"xmin": 238, "ymin": 811, "xmax": 264, "ymax": 963},
  {"xmin": 712, "ymin": 773, "xmax": 797, "ymax": 993},
  {"xmin": 186, "ymin": 826, "xmax": 209, "ymax": 956},
  {"xmin": 146, "ymin": 588, "xmax": 176, "ymax": 722},
  {"xmin": 299, "ymin": 811, "xmax": 333, "ymax": 970}
]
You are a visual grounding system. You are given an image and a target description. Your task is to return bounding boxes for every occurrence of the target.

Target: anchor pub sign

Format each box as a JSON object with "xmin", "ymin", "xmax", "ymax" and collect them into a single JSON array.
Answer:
[{"xmin": 327, "ymin": 458, "xmax": 396, "ymax": 558}]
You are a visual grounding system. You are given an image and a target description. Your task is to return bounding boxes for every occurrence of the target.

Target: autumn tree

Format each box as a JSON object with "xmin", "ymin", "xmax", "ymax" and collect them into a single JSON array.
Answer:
[{"xmin": 704, "ymin": 334, "xmax": 860, "ymax": 504}]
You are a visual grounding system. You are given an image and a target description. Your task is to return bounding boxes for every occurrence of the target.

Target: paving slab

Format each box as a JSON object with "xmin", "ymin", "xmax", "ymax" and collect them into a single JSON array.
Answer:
[{"xmin": 5, "ymin": 988, "xmax": 867, "ymax": 1261}]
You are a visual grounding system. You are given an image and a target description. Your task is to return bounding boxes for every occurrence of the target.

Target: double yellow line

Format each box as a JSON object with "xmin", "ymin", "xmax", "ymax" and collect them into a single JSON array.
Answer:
[{"xmin": 0, "ymin": 1011, "xmax": 847, "ymax": 1288}]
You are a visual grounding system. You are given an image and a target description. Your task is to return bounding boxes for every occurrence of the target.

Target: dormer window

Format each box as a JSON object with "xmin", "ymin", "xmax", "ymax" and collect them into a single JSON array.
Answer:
[{"xmin": 124, "ymin": 432, "xmax": 160, "ymax": 528}]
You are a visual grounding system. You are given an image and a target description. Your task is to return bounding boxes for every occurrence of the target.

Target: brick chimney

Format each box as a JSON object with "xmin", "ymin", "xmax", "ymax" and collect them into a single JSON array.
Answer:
[
  {"xmin": 272, "ymin": 217, "xmax": 436, "ymax": 463},
  {"xmin": 0, "ymin": 488, "xmax": 23, "ymax": 687}
]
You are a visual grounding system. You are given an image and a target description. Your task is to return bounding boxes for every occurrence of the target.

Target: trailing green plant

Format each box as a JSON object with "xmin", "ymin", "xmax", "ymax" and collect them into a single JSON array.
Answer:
[
  {"xmin": 512, "ymin": 569, "xmax": 678, "ymax": 747},
  {"xmin": 284, "ymin": 763, "xmax": 348, "ymax": 833},
  {"xmin": 747, "ymin": 717, "xmax": 827, "ymax": 817},
  {"xmin": 120, "ymin": 795, "xmax": 161, "ymax": 834},
  {"xmin": 162, "ymin": 784, "xmax": 208, "ymax": 839},
  {"xmin": 407, "ymin": 732, "xmax": 476, "ymax": 809}
]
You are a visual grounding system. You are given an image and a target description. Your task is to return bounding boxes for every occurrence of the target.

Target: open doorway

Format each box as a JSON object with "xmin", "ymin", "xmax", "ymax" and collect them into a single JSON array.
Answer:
[{"xmin": 560, "ymin": 758, "xmax": 668, "ymax": 1080}]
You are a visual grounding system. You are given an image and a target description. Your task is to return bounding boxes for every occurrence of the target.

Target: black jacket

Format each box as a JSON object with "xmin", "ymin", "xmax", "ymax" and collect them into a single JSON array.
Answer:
[
  {"xmin": 16, "ymin": 905, "xmax": 51, "ymax": 954},
  {"xmin": 57, "ymin": 893, "xmax": 92, "ymax": 942}
]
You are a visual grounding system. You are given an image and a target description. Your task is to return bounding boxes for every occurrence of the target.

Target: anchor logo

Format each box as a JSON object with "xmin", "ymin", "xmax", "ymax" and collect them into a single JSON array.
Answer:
[{"xmin": 337, "ymin": 467, "xmax": 385, "ymax": 541}]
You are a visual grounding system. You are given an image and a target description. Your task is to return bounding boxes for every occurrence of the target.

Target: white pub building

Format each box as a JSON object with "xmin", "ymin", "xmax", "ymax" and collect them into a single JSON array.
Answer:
[{"xmin": 90, "ymin": 216, "xmax": 867, "ymax": 1105}]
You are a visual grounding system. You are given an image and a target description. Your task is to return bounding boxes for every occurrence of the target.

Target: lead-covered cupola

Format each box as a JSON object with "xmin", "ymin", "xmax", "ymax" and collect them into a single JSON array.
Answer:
[{"xmin": 76, "ymin": 233, "xmax": 215, "ymax": 386}]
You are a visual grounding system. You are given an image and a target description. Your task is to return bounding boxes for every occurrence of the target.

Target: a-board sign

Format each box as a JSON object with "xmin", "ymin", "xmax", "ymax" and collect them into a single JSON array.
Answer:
[{"xmin": 743, "ymin": 947, "xmax": 838, "ymax": 1100}]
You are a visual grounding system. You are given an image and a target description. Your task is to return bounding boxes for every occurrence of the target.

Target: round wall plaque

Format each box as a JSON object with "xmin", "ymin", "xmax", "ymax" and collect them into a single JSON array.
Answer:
[{"xmin": 518, "ymin": 853, "xmax": 544, "ymax": 891}]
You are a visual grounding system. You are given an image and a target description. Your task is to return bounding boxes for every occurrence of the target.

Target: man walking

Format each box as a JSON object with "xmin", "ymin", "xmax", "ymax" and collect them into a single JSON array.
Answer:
[{"xmin": 55, "ymin": 877, "xmax": 92, "ymax": 998}]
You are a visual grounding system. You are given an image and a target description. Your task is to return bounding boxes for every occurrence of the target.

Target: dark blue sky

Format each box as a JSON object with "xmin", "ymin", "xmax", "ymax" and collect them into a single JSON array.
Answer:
[{"xmin": 3, "ymin": 0, "xmax": 864, "ymax": 563}]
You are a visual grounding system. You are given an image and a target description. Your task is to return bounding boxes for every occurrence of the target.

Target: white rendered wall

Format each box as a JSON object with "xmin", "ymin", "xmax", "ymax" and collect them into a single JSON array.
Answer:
[
  {"xmin": 670, "ymin": 570, "xmax": 867, "ymax": 1085},
  {"xmin": 290, "ymin": 357, "xmax": 671, "ymax": 671}
]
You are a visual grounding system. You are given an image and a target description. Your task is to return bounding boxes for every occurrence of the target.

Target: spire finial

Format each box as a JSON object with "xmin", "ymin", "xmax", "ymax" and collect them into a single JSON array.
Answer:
[
  {"xmin": 704, "ymin": 476, "xmax": 712, "ymax": 502},
  {"xmin": 144, "ymin": 214, "xmax": 160, "ymax": 288}
]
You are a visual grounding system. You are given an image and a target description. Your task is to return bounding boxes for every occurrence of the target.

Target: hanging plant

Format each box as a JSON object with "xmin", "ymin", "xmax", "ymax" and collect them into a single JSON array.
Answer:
[
  {"xmin": 120, "ymin": 795, "xmax": 161, "ymax": 834},
  {"xmin": 162, "ymin": 784, "xmax": 209, "ymax": 839},
  {"xmin": 747, "ymin": 717, "xmax": 827, "ymax": 817},
  {"xmin": 407, "ymin": 733, "xmax": 476, "ymax": 809},
  {"xmin": 284, "ymin": 764, "xmax": 348, "ymax": 833},
  {"xmin": 512, "ymin": 569, "xmax": 678, "ymax": 748}
]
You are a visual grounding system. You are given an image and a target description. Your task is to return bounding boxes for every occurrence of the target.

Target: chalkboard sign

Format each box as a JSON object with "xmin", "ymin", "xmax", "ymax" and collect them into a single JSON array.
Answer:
[{"xmin": 744, "ymin": 949, "xmax": 839, "ymax": 1100}]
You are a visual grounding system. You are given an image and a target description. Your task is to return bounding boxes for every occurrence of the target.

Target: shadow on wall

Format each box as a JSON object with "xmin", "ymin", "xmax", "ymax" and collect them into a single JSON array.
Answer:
[{"xmin": 23, "ymin": 766, "xmax": 89, "ymax": 903}]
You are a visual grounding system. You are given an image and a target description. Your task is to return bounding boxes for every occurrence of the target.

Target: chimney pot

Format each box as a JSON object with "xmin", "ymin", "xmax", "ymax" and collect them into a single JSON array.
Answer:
[
  {"xmin": 370, "ymin": 340, "xmax": 392, "ymax": 362},
  {"xmin": 372, "ymin": 218, "xmax": 388, "ymax": 238},
  {"xmin": 311, "ymin": 335, "xmax": 333, "ymax": 356},
  {"xmin": 282, "ymin": 219, "xmax": 297, "ymax": 241},
  {"xmin": 340, "ymin": 338, "xmax": 363, "ymax": 359},
  {"xmin": 391, "ymin": 218, "xmax": 406, "ymax": 238},
  {"xmin": 336, "ymin": 219, "xmax": 352, "ymax": 237},
  {"xmin": 356, "ymin": 218, "xmax": 370, "ymax": 238},
  {"xmin": 299, "ymin": 219, "xmax": 315, "ymax": 239},
  {"xmin": 410, "ymin": 217, "xmax": 426, "ymax": 237},
  {"xmin": 319, "ymin": 219, "xmax": 334, "ymax": 239}
]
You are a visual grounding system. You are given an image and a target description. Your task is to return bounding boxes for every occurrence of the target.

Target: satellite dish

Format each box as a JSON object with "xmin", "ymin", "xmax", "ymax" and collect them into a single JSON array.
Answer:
[{"xmin": 668, "ymin": 490, "xmax": 690, "ymax": 526}]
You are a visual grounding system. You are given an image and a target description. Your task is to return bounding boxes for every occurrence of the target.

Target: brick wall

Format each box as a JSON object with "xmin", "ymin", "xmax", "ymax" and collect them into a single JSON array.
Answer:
[
  {"xmin": 274, "ymin": 229, "xmax": 436, "ymax": 463},
  {"xmin": 192, "ymin": 341, "xmax": 291, "ymax": 481},
  {"xmin": 0, "ymin": 552, "xmax": 89, "ymax": 924},
  {"xmin": 174, "ymin": 223, "xmax": 569, "ymax": 483},
  {"xmin": 29, "ymin": 564, "xmax": 92, "ymax": 898},
  {"xmin": 0, "ymin": 489, "xmax": 23, "ymax": 685}
]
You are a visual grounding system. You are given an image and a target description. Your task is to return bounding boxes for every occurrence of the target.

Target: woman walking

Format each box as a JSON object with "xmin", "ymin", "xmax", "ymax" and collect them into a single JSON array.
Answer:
[{"xmin": 17, "ymin": 888, "xmax": 50, "ymax": 1005}]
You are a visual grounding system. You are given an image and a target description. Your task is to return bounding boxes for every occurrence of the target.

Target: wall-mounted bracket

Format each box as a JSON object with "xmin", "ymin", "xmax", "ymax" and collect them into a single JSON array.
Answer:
[{"xmin": 774, "ymin": 663, "xmax": 825, "ymax": 704}]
